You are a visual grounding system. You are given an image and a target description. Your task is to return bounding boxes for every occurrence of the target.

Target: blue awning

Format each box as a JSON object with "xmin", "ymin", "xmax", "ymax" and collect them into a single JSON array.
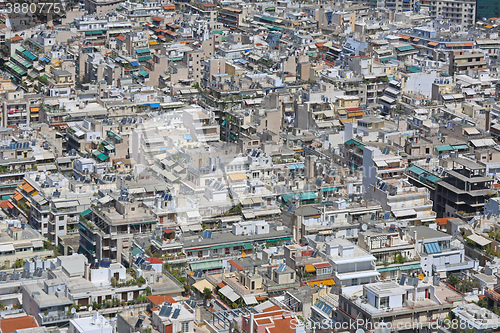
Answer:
[
  {"xmin": 183, "ymin": 134, "xmax": 192, "ymax": 140},
  {"xmin": 40, "ymin": 57, "xmax": 50, "ymax": 63},
  {"xmin": 130, "ymin": 62, "xmax": 139, "ymax": 66},
  {"xmin": 150, "ymin": 103, "xmax": 160, "ymax": 108}
]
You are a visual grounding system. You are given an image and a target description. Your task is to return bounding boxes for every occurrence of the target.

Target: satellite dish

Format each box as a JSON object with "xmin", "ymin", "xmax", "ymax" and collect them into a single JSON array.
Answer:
[
  {"xmin": 71, "ymin": 308, "xmax": 76, "ymax": 314},
  {"xmin": 242, "ymin": 252, "xmax": 246, "ymax": 258},
  {"xmin": 361, "ymin": 224, "xmax": 368, "ymax": 231},
  {"xmin": 88, "ymin": 306, "xmax": 93, "ymax": 312}
]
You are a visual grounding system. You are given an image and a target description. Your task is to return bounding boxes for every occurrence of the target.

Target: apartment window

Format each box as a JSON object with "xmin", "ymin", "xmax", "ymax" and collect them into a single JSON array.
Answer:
[
  {"xmin": 181, "ymin": 322, "xmax": 190, "ymax": 332},
  {"xmin": 59, "ymin": 216, "xmax": 64, "ymax": 221},
  {"xmin": 380, "ymin": 296, "xmax": 389, "ymax": 309}
]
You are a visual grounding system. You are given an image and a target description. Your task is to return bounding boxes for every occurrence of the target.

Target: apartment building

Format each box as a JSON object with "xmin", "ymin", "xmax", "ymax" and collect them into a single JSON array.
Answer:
[
  {"xmin": 338, "ymin": 280, "xmax": 461, "ymax": 332},
  {"xmin": 80, "ymin": 178, "xmax": 169, "ymax": 263},
  {"xmin": 427, "ymin": 0, "xmax": 476, "ymax": 26},
  {"xmin": 449, "ymin": 51, "xmax": 487, "ymax": 76},
  {"xmin": 11, "ymin": 173, "xmax": 92, "ymax": 245},
  {"xmin": 435, "ymin": 158, "xmax": 493, "ymax": 218},
  {"xmin": 410, "ymin": 226, "xmax": 476, "ymax": 277}
]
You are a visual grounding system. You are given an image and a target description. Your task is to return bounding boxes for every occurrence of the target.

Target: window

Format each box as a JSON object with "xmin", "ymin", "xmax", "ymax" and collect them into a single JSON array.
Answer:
[
  {"xmin": 181, "ymin": 322, "xmax": 190, "ymax": 332},
  {"xmin": 380, "ymin": 296, "xmax": 389, "ymax": 309}
]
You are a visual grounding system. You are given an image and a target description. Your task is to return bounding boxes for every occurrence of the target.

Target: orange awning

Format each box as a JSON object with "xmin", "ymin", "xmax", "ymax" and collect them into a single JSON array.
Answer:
[
  {"xmin": 400, "ymin": 35, "xmax": 410, "ymax": 40},
  {"xmin": 428, "ymin": 41, "xmax": 438, "ymax": 47},
  {"xmin": 13, "ymin": 193, "xmax": 22, "ymax": 201},
  {"xmin": 305, "ymin": 264, "xmax": 316, "ymax": 273},
  {"xmin": 463, "ymin": 42, "xmax": 474, "ymax": 47},
  {"xmin": 6, "ymin": 202, "xmax": 13, "ymax": 209},
  {"xmin": 30, "ymin": 107, "xmax": 39, "ymax": 112},
  {"xmin": 307, "ymin": 279, "xmax": 335, "ymax": 287},
  {"xmin": 22, "ymin": 183, "xmax": 35, "ymax": 193}
]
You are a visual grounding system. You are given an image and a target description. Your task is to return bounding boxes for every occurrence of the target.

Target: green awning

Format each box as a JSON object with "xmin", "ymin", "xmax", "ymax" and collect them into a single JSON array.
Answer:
[
  {"xmin": 425, "ymin": 175, "xmax": 441, "ymax": 183},
  {"xmin": 243, "ymin": 243, "xmax": 252, "ymax": 250},
  {"xmin": 78, "ymin": 222, "xmax": 86, "ymax": 231},
  {"xmin": 138, "ymin": 69, "xmax": 149, "ymax": 77},
  {"xmin": 407, "ymin": 66, "xmax": 421, "ymax": 73},
  {"xmin": 345, "ymin": 139, "xmax": 365, "ymax": 149},
  {"xmin": 104, "ymin": 144, "xmax": 114, "ymax": 151},
  {"xmin": 85, "ymin": 30, "xmax": 103, "ymax": 36},
  {"xmin": 379, "ymin": 56, "xmax": 396, "ymax": 62},
  {"xmin": 261, "ymin": 16, "xmax": 276, "ymax": 22},
  {"xmin": 399, "ymin": 264, "xmax": 421, "ymax": 270},
  {"xmin": 190, "ymin": 260, "xmax": 222, "ymax": 271},
  {"xmin": 22, "ymin": 50, "xmax": 37, "ymax": 60},
  {"xmin": 80, "ymin": 209, "xmax": 92, "ymax": 217},
  {"xmin": 265, "ymin": 7, "xmax": 275, "ymax": 10},
  {"xmin": 131, "ymin": 248, "xmax": 143, "ymax": 256},
  {"xmin": 282, "ymin": 192, "xmax": 318, "ymax": 202},
  {"xmin": 436, "ymin": 145, "xmax": 453, "ymax": 152},
  {"xmin": 135, "ymin": 48, "xmax": 150, "ymax": 54},
  {"xmin": 377, "ymin": 266, "xmax": 400, "ymax": 272},
  {"xmin": 169, "ymin": 56, "xmax": 183, "ymax": 61},
  {"xmin": 408, "ymin": 165, "xmax": 425, "ymax": 175},
  {"xmin": 452, "ymin": 144, "xmax": 469, "ymax": 150},
  {"xmin": 92, "ymin": 150, "xmax": 108, "ymax": 162},
  {"xmin": 321, "ymin": 187, "xmax": 337, "ymax": 192},
  {"xmin": 213, "ymin": 30, "xmax": 223, "ymax": 34},
  {"xmin": 396, "ymin": 45, "xmax": 415, "ymax": 52},
  {"xmin": 1, "ymin": 195, "xmax": 10, "ymax": 200},
  {"xmin": 138, "ymin": 55, "xmax": 152, "ymax": 62}
]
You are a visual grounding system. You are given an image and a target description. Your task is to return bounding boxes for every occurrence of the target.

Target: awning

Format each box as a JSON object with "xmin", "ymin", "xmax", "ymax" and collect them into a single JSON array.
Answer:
[
  {"xmin": 321, "ymin": 187, "xmax": 337, "ymax": 192},
  {"xmin": 135, "ymin": 48, "xmax": 150, "ymax": 54},
  {"xmin": 243, "ymin": 243, "xmax": 252, "ymax": 250},
  {"xmin": 219, "ymin": 285, "xmax": 240, "ymax": 302},
  {"xmin": 242, "ymin": 294, "xmax": 258, "ymax": 305},
  {"xmin": 374, "ymin": 160, "xmax": 388, "ymax": 168},
  {"xmin": 190, "ymin": 260, "xmax": 222, "ymax": 271},
  {"xmin": 408, "ymin": 165, "xmax": 425, "ymax": 175},
  {"xmin": 307, "ymin": 279, "xmax": 335, "ymax": 287},
  {"xmin": 435, "ymin": 145, "xmax": 453, "ymax": 152},
  {"xmin": 468, "ymin": 233, "xmax": 491, "ymax": 247},
  {"xmin": 54, "ymin": 201, "xmax": 79, "ymax": 209},
  {"xmin": 13, "ymin": 193, "xmax": 23, "ymax": 201},
  {"xmin": 0, "ymin": 244, "xmax": 15, "ymax": 252},
  {"xmin": 229, "ymin": 173, "xmax": 247, "ymax": 181},
  {"xmin": 80, "ymin": 208, "xmax": 92, "ymax": 217},
  {"xmin": 377, "ymin": 266, "xmax": 400, "ymax": 273},
  {"xmin": 399, "ymin": 264, "xmax": 421, "ymax": 271},
  {"xmin": 305, "ymin": 264, "xmax": 316, "ymax": 273},
  {"xmin": 192, "ymin": 279, "xmax": 214, "ymax": 292},
  {"xmin": 393, "ymin": 209, "xmax": 417, "ymax": 218},
  {"xmin": 31, "ymin": 240, "xmax": 43, "ymax": 248},
  {"xmin": 314, "ymin": 263, "xmax": 331, "ymax": 268}
]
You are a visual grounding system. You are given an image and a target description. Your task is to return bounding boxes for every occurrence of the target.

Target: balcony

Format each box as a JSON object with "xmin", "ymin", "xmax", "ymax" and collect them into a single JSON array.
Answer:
[{"xmin": 41, "ymin": 313, "xmax": 75, "ymax": 324}]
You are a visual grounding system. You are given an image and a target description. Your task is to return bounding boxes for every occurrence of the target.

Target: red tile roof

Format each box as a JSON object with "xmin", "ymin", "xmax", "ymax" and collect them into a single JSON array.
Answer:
[
  {"xmin": 147, "ymin": 295, "xmax": 177, "ymax": 306},
  {"xmin": 116, "ymin": 35, "xmax": 126, "ymax": 41},
  {"xmin": 147, "ymin": 257, "xmax": 163, "ymax": 264},
  {"xmin": 0, "ymin": 316, "xmax": 37, "ymax": 333},
  {"xmin": 10, "ymin": 36, "xmax": 23, "ymax": 42},
  {"xmin": 436, "ymin": 218, "xmax": 449, "ymax": 226}
]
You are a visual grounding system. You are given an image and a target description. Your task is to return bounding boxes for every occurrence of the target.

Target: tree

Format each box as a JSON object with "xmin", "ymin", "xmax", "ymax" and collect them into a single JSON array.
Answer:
[{"xmin": 202, "ymin": 287, "xmax": 212, "ymax": 300}]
